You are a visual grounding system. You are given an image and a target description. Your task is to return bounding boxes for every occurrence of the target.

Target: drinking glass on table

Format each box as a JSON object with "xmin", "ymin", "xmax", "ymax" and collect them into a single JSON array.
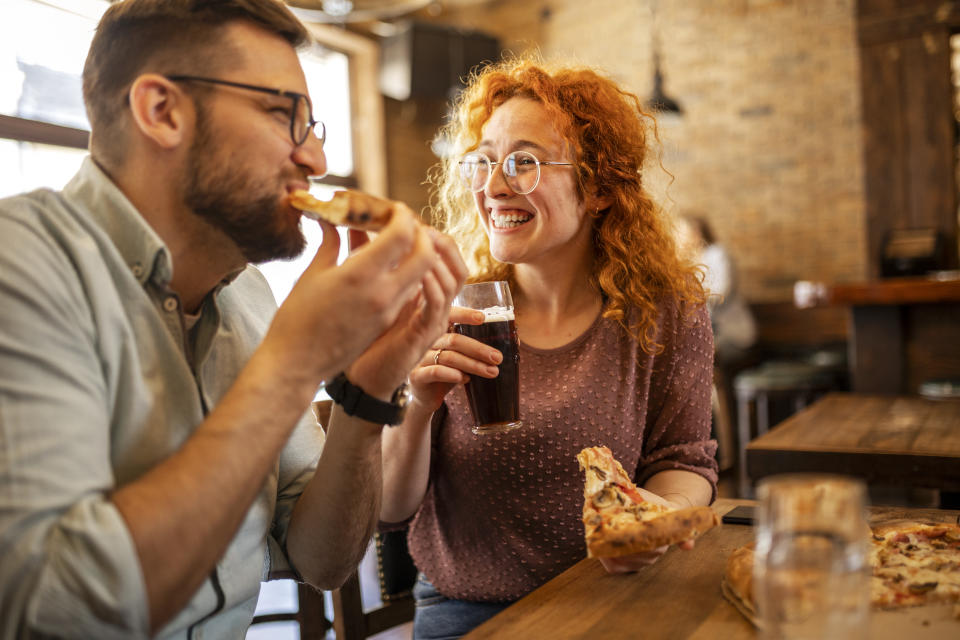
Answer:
[
  {"xmin": 754, "ymin": 474, "xmax": 870, "ymax": 640},
  {"xmin": 452, "ymin": 281, "xmax": 522, "ymax": 435}
]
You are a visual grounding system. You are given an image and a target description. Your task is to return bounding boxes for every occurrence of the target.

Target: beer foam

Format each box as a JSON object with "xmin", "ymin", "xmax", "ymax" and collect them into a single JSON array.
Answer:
[{"xmin": 481, "ymin": 305, "xmax": 515, "ymax": 322}]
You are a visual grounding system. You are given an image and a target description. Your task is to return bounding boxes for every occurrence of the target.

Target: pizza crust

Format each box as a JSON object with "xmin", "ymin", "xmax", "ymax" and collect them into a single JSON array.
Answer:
[
  {"xmin": 724, "ymin": 542, "xmax": 756, "ymax": 611},
  {"xmin": 577, "ymin": 446, "xmax": 720, "ymax": 557},
  {"xmin": 870, "ymin": 519, "xmax": 956, "ymax": 539},
  {"xmin": 288, "ymin": 189, "xmax": 392, "ymax": 231},
  {"xmin": 585, "ymin": 505, "xmax": 721, "ymax": 557}
]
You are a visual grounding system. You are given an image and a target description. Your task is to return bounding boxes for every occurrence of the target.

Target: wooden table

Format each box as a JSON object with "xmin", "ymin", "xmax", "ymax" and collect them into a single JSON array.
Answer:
[
  {"xmin": 746, "ymin": 392, "xmax": 960, "ymax": 492},
  {"xmin": 464, "ymin": 499, "xmax": 960, "ymax": 639},
  {"xmin": 805, "ymin": 276, "xmax": 960, "ymax": 394}
]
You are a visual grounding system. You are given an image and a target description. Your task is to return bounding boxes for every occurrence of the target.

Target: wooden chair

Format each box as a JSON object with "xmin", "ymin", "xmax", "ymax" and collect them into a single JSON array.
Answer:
[
  {"xmin": 331, "ymin": 528, "xmax": 417, "ymax": 639},
  {"xmin": 249, "ymin": 574, "xmax": 332, "ymax": 639}
]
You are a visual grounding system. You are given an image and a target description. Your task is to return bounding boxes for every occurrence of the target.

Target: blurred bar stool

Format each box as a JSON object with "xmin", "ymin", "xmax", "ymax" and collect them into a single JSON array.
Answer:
[{"xmin": 734, "ymin": 359, "xmax": 838, "ymax": 497}]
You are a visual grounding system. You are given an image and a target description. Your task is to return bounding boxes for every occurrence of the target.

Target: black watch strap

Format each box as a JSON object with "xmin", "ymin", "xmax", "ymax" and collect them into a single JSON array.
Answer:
[{"xmin": 325, "ymin": 372, "xmax": 409, "ymax": 426}]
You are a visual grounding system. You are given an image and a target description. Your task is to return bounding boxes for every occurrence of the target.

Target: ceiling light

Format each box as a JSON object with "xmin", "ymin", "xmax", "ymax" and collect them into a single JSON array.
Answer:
[{"xmin": 321, "ymin": 0, "xmax": 352, "ymax": 17}]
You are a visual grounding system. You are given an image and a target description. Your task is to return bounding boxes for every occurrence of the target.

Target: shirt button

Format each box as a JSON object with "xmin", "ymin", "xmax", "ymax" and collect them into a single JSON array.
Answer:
[
  {"xmin": 131, "ymin": 263, "xmax": 144, "ymax": 277},
  {"xmin": 163, "ymin": 297, "xmax": 178, "ymax": 312}
]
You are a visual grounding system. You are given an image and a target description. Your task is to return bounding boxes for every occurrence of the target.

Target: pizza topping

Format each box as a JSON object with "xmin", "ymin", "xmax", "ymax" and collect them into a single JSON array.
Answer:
[
  {"xmin": 592, "ymin": 487, "xmax": 619, "ymax": 509},
  {"xmin": 908, "ymin": 581, "xmax": 939, "ymax": 594},
  {"xmin": 728, "ymin": 520, "xmax": 960, "ymax": 621},
  {"xmin": 589, "ymin": 465, "xmax": 607, "ymax": 481},
  {"xmin": 617, "ymin": 482, "xmax": 647, "ymax": 505},
  {"xmin": 731, "ymin": 520, "xmax": 960, "ymax": 619}
]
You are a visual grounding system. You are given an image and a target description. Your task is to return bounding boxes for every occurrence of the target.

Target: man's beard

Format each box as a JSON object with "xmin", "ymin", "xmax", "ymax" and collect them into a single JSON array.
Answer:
[{"xmin": 183, "ymin": 104, "xmax": 306, "ymax": 264}]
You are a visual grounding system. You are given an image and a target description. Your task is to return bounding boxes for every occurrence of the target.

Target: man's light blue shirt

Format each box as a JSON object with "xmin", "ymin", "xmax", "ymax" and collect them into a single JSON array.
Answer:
[{"xmin": 0, "ymin": 158, "xmax": 324, "ymax": 638}]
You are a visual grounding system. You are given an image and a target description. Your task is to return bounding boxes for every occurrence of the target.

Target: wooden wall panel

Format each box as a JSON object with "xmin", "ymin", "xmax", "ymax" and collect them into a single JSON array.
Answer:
[
  {"xmin": 900, "ymin": 33, "xmax": 955, "ymax": 233},
  {"xmin": 857, "ymin": 1, "xmax": 959, "ymax": 276},
  {"xmin": 859, "ymin": 41, "xmax": 907, "ymax": 275}
]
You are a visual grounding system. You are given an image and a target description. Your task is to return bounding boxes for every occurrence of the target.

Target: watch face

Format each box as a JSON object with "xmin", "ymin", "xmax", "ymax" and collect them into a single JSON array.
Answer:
[{"xmin": 394, "ymin": 382, "xmax": 412, "ymax": 409}]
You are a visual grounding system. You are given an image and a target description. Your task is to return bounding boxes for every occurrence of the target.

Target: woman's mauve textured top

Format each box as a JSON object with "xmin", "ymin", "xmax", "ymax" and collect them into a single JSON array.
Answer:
[{"xmin": 406, "ymin": 301, "xmax": 719, "ymax": 602}]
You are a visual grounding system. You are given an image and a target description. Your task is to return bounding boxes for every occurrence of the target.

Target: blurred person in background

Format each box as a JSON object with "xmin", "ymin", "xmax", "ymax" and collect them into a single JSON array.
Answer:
[
  {"xmin": 380, "ymin": 57, "xmax": 719, "ymax": 639},
  {"xmin": 676, "ymin": 215, "xmax": 756, "ymax": 365}
]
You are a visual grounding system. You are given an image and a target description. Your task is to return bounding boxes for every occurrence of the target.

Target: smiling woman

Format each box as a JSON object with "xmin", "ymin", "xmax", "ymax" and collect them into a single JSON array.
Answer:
[{"xmin": 380, "ymin": 56, "xmax": 718, "ymax": 640}]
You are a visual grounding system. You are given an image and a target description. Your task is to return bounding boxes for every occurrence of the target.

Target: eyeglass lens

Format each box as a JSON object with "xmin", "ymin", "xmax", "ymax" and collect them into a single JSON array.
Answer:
[
  {"xmin": 293, "ymin": 95, "xmax": 325, "ymax": 147},
  {"xmin": 460, "ymin": 151, "xmax": 542, "ymax": 195}
]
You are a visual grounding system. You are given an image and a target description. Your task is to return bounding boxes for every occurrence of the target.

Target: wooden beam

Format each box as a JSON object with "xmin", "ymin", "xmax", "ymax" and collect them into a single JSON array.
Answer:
[{"xmin": 0, "ymin": 114, "xmax": 88, "ymax": 149}]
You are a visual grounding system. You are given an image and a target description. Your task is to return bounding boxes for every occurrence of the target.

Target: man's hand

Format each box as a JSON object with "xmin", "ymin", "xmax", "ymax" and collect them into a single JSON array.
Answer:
[
  {"xmin": 346, "ymin": 228, "xmax": 468, "ymax": 400},
  {"xmin": 263, "ymin": 202, "xmax": 439, "ymax": 396},
  {"xmin": 285, "ymin": 226, "xmax": 466, "ymax": 587}
]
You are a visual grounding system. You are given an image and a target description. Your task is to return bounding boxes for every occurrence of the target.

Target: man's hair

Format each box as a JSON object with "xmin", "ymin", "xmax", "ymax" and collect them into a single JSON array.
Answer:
[{"xmin": 82, "ymin": 0, "xmax": 310, "ymax": 166}]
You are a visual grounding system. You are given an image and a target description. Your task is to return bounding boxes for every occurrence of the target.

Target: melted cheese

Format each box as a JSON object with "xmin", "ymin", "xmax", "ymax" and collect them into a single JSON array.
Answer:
[{"xmin": 870, "ymin": 526, "xmax": 960, "ymax": 608}]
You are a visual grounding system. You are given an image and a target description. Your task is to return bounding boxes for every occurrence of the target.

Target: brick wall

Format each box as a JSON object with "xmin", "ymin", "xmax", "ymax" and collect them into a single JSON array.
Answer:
[{"xmin": 384, "ymin": 0, "xmax": 868, "ymax": 302}]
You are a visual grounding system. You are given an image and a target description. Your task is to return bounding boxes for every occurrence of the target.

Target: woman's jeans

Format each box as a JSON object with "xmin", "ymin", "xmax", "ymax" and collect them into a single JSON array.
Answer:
[{"xmin": 412, "ymin": 574, "xmax": 511, "ymax": 640}]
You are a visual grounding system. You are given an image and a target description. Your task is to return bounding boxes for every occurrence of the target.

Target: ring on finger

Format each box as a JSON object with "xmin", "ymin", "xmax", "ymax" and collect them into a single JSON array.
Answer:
[{"xmin": 434, "ymin": 348, "xmax": 444, "ymax": 365}]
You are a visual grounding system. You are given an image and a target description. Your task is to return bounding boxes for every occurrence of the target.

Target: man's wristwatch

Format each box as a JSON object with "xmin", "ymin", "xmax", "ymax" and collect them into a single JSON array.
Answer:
[{"xmin": 325, "ymin": 372, "xmax": 410, "ymax": 426}]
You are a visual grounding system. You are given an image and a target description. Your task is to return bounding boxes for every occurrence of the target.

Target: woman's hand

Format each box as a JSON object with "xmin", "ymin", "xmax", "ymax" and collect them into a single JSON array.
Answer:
[
  {"xmin": 598, "ymin": 539, "xmax": 696, "ymax": 574},
  {"xmin": 598, "ymin": 482, "xmax": 701, "ymax": 574},
  {"xmin": 406, "ymin": 306, "xmax": 503, "ymax": 417}
]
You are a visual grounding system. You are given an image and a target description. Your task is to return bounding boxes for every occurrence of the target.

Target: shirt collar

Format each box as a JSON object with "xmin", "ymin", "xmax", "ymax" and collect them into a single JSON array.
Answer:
[{"xmin": 62, "ymin": 157, "xmax": 173, "ymax": 288}]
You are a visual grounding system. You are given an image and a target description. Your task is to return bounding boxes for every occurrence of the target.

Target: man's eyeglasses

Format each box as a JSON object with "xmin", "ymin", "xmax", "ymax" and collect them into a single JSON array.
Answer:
[
  {"xmin": 165, "ymin": 75, "xmax": 325, "ymax": 148},
  {"xmin": 458, "ymin": 150, "xmax": 573, "ymax": 195}
]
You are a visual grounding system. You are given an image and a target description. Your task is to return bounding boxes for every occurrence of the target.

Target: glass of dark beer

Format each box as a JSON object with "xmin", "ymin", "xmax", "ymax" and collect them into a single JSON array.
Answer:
[{"xmin": 453, "ymin": 281, "xmax": 522, "ymax": 435}]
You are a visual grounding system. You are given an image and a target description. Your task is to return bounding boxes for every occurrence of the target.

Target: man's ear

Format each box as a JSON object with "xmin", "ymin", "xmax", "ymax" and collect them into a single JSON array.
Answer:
[{"xmin": 126, "ymin": 74, "xmax": 191, "ymax": 150}]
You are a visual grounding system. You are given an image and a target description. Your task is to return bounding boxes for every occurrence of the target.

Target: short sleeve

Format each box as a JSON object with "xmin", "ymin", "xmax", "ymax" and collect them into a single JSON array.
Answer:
[{"xmin": 635, "ymin": 301, "xmax": 719, "ymax": 499}]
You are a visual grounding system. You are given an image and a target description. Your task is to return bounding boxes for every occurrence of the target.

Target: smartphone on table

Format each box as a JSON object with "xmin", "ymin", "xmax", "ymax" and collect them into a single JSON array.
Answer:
[{"xmin": 721, "ymin": 505, "xmax": 755, "ymax": 525}]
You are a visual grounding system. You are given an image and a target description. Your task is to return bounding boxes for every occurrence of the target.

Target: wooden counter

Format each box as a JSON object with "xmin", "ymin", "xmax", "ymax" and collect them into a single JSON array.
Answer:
[
  {"xmin": 823, "ymin": 275, "xmax": 960, "ymax": 305},
  {"xmin": 804, "ymin": 275, "xmax": 960, "ymax": 394}
]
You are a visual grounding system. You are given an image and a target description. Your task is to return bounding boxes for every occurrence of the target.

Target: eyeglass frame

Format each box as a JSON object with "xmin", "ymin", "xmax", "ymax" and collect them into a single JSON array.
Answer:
[
  {"xmin": 458, "ymin": 150, "xmax": 574, "ymax": 195},
  {"xmin": 164, "ymin": 75, "xmax": 325, "ymax": 148}
]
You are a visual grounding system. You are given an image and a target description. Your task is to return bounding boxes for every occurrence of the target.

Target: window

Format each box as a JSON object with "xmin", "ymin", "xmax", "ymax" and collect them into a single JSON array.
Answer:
[
  {"xmin": 0, "ymin": 2, "xmax": 386, "ymax": 310},
  {"xmin": 0, "ymin": 0, "xmax": 106, "ymax": 197},
  {"xmin": 260, "ymin": 42, "xmax": 355, "ymax": 307}
]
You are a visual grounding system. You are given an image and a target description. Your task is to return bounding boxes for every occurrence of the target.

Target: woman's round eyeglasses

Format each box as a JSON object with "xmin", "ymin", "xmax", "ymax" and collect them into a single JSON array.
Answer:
[{"xmin": 458, "ymin": 150, "xmax": 573, "ymax": 195}]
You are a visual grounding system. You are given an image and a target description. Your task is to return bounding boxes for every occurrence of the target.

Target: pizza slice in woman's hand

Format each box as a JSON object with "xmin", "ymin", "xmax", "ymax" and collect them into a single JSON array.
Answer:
[{"xmin": 576, "ymin": 446, "xmax": 720, "ymax": 557}]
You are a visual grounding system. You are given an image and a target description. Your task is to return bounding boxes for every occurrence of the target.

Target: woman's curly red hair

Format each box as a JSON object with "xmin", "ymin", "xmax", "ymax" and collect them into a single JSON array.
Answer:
[{"xmin": 429, "ymin": 56, "xmax": 705, "ymax": 353}]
